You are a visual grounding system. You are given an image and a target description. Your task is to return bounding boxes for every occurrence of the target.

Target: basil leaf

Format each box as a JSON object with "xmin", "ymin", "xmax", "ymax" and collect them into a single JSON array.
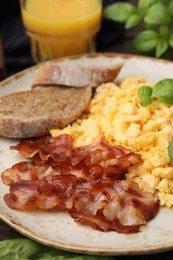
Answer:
[
  {"xmin": 168, "ymin": 33, "xmax": 173, "ymax": 48},
  {"xmin": 160, "ymin": 25, "xmax": 170, "ymax": 38},
  {"xmin": 144, "ymin": 3, "xmax": 171, "ymax": 25},
  {"xmin": 168, "ymin": 0, "xmax": 173, "ymax": 16},
  {"xmin": 125, "ymin": 13, "xmax": 143, "ymax": 29},
  {"xmin": 168, "ymin": 138, "xmax": 173, "ymax": 162},
  {"xmin": 152, "ymin": 79, "xmax": 173, "ymax": 104},
  {"xmin": 143, "ymin": 22, "xmax": 156, "ymax": 30},
  {"xmin": 138, "ymin": 86, "xmax": 153, "ymax": 107},
  {"xmin": 103, "ymin": 3, "xmax": 136, "ymax": 23},
  {"xmin": 155, "ymin": 39, "xmax": 168, "ymax": 57},
  {"xmin": 138, "ymin": 0, "xmax": 158, "ymax": 12},
  {"xmin": 0, "ymin": 239, "xmax": 44, "ymax": 260},
  {"xmin": 134, "ymin": 30, "xmax": 159, "ymax": 52}
]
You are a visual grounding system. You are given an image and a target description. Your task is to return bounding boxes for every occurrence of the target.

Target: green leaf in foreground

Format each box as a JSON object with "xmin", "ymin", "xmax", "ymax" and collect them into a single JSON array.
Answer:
[
  {"xmin": 138, "ymin": 86, "xmax": 153, "ymax": 107},
  {"xmin": 168, "ymin": 138, "xmax": 173, "ymax": 162},
  {"xmin": 34, "ymin": 248, "xmax": 114, "ymax": 260},
  {"xmin": 103, "ymin": 3, "xmax": 136, "ymax": 23},
  {"xmin": 0, "ymin": 238, "xmax": 116, "ymax": 260},
  {"xmin": 0, "ymin": 238, "xmax": 43, "ymax": 260},
  {"xmin": 152, "ymin": 79, "xmax": 173, "ymax": 104}
]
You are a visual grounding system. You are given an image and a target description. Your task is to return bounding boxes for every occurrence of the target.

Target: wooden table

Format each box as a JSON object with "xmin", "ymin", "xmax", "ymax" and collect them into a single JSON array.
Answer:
[{"xmin": 0, "ymin": 28, "xmax": 173, "ymax": 259}]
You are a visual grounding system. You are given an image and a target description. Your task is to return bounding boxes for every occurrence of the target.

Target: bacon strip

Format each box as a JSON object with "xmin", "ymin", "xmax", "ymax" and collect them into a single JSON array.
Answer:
[
  {"xmin": 1, "ymin": 162, "xmax": 56, "ymax": 186},
  {"xmin": 71, "ymin": 179, "xmax": 159, "ymax": 232},
  {"xmin": 10, "ymin": 134, "xmax": 74, "ymax": 165},
  {"xmin": 3, "ymin": 176, "xmax": 159, "ymax": 234},
  {"xmin": 9, "ymin": 134, "xmax": 141, "ymax": 181},
  {"xmin": 1, "ymin": 134, "xmax": 159, "ymax": 234},
  {"xmin": 4, "ymin": 175, "xmax": 77, "ymax": 210}
]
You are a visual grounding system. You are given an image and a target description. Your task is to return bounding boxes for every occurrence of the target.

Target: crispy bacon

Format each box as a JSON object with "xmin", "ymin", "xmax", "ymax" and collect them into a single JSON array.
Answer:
[
  {"xmin": 10, "ymin": 134, "xmax": 74, "ymax": 165},
  {"xmin": 71, "ymin": 179, "xmax": 159, "ymax": 231},
  {"xmin": 3, "ymin": 176, "xmax": 159, "ymax": 233},
  {"xmin": 4, "ymin": 175, "xmax": 77, "ymax": 210},
  {"xmin": 1, "ymin": 162, "xmax": 57, "ymax": 186},
  {"xmin": 1, "ymin": 134, "xmax": 159, "ymax": 234},
  {"xmin": 10, "ymin": 134, "xmax": 141, "ymax": 181}
]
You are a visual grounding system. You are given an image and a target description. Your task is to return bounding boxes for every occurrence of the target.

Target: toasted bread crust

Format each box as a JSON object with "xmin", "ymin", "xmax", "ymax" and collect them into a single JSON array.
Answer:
[
  {"xmin": 0, "ymin": 86, "xmax": 92, "ymax": 138},
  {"xmin": 32, "ymin": 63, "xmax": 124, "ymax": 88}
]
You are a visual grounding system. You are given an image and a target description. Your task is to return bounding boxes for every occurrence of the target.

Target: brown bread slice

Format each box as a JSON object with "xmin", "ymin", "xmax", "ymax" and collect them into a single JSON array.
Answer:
[
  {"xmin": 0, "ymin": 86, "xmax": 92, "ymax": 138},
  {"xmin": 32, "ymin": 63, "xmax": 123, "ymax": 88}
]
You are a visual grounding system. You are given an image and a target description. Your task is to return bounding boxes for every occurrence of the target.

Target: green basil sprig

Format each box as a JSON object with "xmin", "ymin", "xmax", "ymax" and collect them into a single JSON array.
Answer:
[
  {"xmin": 138, "ymin": 79, "xmax": 173, "ymax": 106},
  {"xmin": 138, "ymin": 79, "xmax": 173, "ymax": 162}
]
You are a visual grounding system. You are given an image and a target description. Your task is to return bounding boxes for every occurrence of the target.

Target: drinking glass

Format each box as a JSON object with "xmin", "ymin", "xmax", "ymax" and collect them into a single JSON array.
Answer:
[{"xmin": 20, "ymin": 0, "xmax": 102, "ymax": 63}]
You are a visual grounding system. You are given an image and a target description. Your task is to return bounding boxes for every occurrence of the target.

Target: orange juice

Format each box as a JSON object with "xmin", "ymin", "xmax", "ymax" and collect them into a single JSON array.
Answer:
[{"xmin": 20, "ymin": 0, "xmax": 102, "ymax": 63}]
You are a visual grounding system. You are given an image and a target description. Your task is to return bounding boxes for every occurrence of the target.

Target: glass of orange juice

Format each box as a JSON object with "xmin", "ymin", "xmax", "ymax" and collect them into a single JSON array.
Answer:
[{"xmin": 19, "ymin": 0, "xmax": 102, "ymax": 63}]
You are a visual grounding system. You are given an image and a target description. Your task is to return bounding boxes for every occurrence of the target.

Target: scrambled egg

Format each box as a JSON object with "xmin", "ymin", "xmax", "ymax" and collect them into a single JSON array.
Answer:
[{"xmin": 51, "ymin": 77, "xmax": 173, "ymax": 208}]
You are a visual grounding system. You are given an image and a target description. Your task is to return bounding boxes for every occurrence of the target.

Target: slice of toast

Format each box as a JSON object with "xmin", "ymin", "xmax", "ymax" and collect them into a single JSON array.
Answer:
[
  {"xmin": 0, "ymin": 86, "xmax": 92, "ymax": 138},
  {"xmin": 32, "ymin": 63, "xmax": 123, "ymax": 88}
]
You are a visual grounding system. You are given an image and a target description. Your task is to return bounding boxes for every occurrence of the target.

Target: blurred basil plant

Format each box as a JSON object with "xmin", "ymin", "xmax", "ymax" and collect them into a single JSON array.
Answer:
[{"xmin": 103, "ymin": 0, "xmax": 173, "ymax": 58}]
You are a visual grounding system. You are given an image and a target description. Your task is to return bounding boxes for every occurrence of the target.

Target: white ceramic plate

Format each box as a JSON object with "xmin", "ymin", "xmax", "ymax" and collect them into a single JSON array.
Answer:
[{"xmin": 1, "ymin": 53, "xmax": 173, "ymax": 256}]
